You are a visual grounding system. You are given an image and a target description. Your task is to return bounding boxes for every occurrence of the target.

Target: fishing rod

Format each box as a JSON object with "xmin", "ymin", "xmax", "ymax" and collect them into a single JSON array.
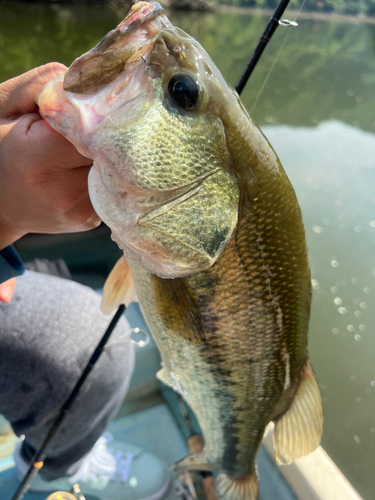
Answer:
[
  {"xmin": 236, "ymin": 0, "xmax": 296, "ymax": 95},
  {"xmin": 11, "ymin": 1, "xmax": 296, "ymax": 499}
]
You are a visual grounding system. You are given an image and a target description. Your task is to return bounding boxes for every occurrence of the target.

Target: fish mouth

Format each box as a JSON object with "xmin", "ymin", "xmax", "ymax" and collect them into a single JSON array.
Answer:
[
  {"xmin": 116, "ymin": 1, "xmax": 164, "ymax": 33},
  {"xmin": 63, "ymin": 2, "xmax": 169, "ymax": 95}
]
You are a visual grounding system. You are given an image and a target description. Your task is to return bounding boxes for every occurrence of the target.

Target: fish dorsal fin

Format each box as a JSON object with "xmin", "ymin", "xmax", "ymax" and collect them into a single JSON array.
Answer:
[
  {"xmin": 101, "ymin": 255, "xmax": 137, "ymax": 315},
  {"xmin": 273, "ymin": 361, "xmax": 323, "ymax": 465},
  {"xmin": 151, "ymin": 275, "xmax": 205, "ymax": 345}
]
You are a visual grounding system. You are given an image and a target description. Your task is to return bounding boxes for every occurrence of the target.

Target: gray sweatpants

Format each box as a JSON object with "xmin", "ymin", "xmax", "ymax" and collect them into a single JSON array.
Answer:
[{"xmin": 0, "ymin": 271, "xmax": 135, "ymax": 480}]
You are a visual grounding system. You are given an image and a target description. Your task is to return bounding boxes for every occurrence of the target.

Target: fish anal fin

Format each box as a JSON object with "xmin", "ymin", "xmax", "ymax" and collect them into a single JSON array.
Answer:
[
  {"xmin": 273, "ymin": 361, "xmax": 323, "ymax": 466},
  {"xmin": 156, "ymin": 367, "xmax": 179, "ymax": 392},
  {"xmin": 216, "ymin": 470, "xmax": 259, "ymax": 500},
  {"xmin": 173, "ymin": 452, "xmax": 215, "ymax": 475},
  {"xmin": 101, "ymin": 255, "xmax": 137, "ymax": 315},
  {"xmin": 151, "ymin": 275, "xmax": 205, "ymax": 345}
]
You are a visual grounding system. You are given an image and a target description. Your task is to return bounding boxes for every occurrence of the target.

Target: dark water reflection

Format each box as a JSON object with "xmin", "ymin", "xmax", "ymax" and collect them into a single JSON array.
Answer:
[{"xmin": 1, "ymin": 3, "xmax": 374, "ymax": 499}]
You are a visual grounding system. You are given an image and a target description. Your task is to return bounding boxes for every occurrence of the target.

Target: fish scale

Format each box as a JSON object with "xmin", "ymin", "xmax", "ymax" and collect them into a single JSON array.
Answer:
[
  {"xmin": 37, "ymin": 2, "xmax": 323, "ymax": 498},
  {"xmin": 128, "ymin": 172, "xmax": 309, "ymax": 479}
]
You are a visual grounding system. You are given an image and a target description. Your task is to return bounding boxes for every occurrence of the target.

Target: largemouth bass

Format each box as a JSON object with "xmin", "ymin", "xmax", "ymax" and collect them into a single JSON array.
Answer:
[{"xmin": 38, "ymin": 2, "xmax": 323, "ymax": 499}]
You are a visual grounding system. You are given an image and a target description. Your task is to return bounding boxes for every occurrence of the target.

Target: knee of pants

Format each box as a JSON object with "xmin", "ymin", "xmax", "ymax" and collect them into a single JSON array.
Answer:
[{"xmin": 0, "ymin": 270, "xmax": 135, "ymax": 437}]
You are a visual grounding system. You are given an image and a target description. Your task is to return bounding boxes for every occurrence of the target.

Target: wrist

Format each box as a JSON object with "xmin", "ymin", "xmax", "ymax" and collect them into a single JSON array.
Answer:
[{"xmin": 0, "ymin": 220, "xmax": 24, "ymax": 251}]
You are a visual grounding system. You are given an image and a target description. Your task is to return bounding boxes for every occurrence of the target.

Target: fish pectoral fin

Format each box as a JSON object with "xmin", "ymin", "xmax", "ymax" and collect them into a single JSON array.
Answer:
[
  {"xmin": 173, "ymin": 452, "xmax": 215, "ymax": 475},
  {"xmin": 101, "ymin": 255, "xmax": 137, "ymax": 315},
  {"xmin": 151, "ymin": 275, "xmax": 205, "ymax": 345},
  {"xmin": 273, "ymin": 361, "xmax": 323, "ymax": 465}
]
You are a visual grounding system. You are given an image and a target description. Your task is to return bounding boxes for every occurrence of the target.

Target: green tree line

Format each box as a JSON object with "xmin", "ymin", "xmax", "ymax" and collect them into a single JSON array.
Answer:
[
  {"xmin": 220, "ymin": 0, "xmax": 375, "ymax": 16},
  {"xmin": 2, "ymin": 2, "xmax": 374, "ymax": 132}
]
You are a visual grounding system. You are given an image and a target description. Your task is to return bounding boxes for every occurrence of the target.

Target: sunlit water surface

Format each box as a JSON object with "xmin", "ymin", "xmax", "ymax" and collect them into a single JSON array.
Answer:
[{"xmin": 1, "ymin": 3, "xmax": 374, "ymax": 498}]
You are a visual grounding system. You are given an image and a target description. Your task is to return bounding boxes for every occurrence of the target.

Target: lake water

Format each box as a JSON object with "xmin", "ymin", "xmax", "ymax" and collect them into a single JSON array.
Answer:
[{"xmin": 1, "ymin": 3, "xmax": 374, "ymax": 499}]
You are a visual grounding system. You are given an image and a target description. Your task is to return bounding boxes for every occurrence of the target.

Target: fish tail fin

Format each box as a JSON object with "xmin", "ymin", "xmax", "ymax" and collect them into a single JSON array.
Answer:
[
  {"xmin": 273, "ymin": 360, "xmax": 323, "ymax": 465},
  {"xmin": 215, "ymin": 470, "xmax": 259, "ymax": 500}
]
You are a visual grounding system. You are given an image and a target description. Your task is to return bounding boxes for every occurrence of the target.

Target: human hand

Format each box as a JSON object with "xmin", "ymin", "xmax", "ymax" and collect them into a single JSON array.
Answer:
[
  {"xmin": 0, "ymin": 63, "xmax": 101, "ymax": 251},
  {"xmin": 0, "ymin": 278, "xmax": 16, "ymax": 303}
]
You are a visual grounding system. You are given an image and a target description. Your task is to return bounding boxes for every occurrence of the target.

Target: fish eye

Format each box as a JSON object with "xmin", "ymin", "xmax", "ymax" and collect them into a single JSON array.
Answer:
[{"xmin": 168, "ymin": 75, "xmax": 201, "ymax": 111}]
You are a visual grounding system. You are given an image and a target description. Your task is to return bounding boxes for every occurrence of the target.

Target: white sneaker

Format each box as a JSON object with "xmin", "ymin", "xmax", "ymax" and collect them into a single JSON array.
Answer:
[{"xmin": 14, "ymin": 433, "xmax": 171, "ymax": 500}]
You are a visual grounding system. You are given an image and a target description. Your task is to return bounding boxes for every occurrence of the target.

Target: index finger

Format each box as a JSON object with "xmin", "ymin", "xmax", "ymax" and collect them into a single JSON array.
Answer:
[{"xmin": 0, "ymin": 63, "xmax": 67, "ymax": 119}]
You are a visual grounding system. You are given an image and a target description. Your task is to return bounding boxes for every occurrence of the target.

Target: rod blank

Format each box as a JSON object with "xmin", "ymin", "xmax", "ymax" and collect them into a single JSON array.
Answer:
[{"xmin": 235, "ymin": 0, "xmax": 292, "ymax": 95}]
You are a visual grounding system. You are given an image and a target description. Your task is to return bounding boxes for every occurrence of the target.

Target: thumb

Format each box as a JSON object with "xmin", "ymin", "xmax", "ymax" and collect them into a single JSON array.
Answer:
[{"xmin": 0, "ymin": 63, "xmax": 67, "ymax": 119}]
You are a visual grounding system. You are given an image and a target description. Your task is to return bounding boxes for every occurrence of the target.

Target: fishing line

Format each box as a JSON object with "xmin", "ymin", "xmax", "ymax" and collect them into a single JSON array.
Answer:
[
  {"xmin": 250, "ymin": 0, "xmax": 308, "ymax": 113},
  {"xmin": 236, "ymin": 0, "xmax": 292, "ymax": 95}
]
